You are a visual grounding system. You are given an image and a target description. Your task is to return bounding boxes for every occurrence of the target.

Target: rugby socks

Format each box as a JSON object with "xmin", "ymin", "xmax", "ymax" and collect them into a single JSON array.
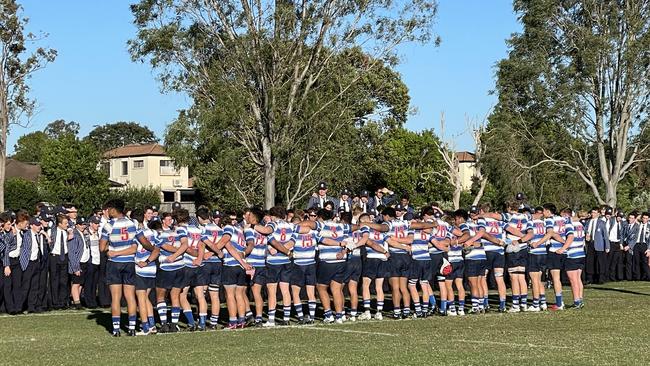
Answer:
[
  {"xmin": 403, "ymin": 307, "xmax": 410, "ymax": 317},
  {"xmin": 533, "ymin": 298, "xmax": 540, "ymax": 308},
  {"xmin": 483, "ymin": 296, "xmax": 489, "ymax": 308},
  {"xmin": 157, "ymin": 302, "xmax": 168, "ymax": 324},
  {"xmin": 350, "ymin": 308, "xmax": 358, "ymax": 317},
  {"xmin": 422, "ymin": 301, "xmax": 429, "ymax": 314},
  {"xmin": 245, "ymin": 310, "xmax": 253, "ymax": 319},
  {"xmin": 308, "ymin": 301, "xmax": 317, "ymax": 319},
  {"xmin": 171, "ymin": 307, "xmax": 181, "ymax": 324},
  {"xmin": 471, "ymin": 297, "xmax": 479, "ymax": 310},
  {"xmin": 199, "ymin": 313, "xmax": 207, "ymax": 328},
  {"xmin": 440, "ymin": 300, "xmax": 447, "ymax": 314},
  {"xmin": 458, "ymin": 300, "xmax": 465, "ymax": 311},
  {"xmin": 335, "ymin": 312, "xmax": 343, "ymax": 320},
  {"xmin": 520, "ymin": 294, "xmax": 528, "ymax": 307},
  {"xmin": 128, "ymin": 315, "xmax": 136, "ymax": 331},
  {"xmin": 142, "ymin": 320, "xmax": 150, "ymax": 333},
  {"xmin": 184, "ymin": 310, "xmax": 195, "ymax": 327},
  {"xmin": 429, "ymin": 295, "xmax": 436, "ymax": 309},
  {"xmin": 377, "ymin": 301, "xmax": 384, "ymax": 312},
  {"xmin": 393, "ymin": 307, "xmax": 401, "ymax": 317},
  {"xmin": 414, "ymin": 302, "xmax": 421, "ymax": 315},
  {"xmin": 294, "ymin": 303, "xmax": 304, "ymax": 319},
  {"xmin": 363, "ymin": 299, "xmax": 371, "ymax": 311},
  {"xmin": 540, "ymin": 294, "xmax": 547, "ymax": 307},
  {"xmin": 283, "ymin": 306, "xmax": 291, "ymax": 321},
  {"xmin": 499, "ymin": 298, "xmax": 506, "ymax": 310},
  {"xmin": 112, "ymin": 316, "xmax": 120, "ymax": 333},
  {"xmin": 147, "ymin": 316, "xmax": 155, "ymax": 329},
  {"xmin": 268, "ymin": 309, "xmax": 276, "ymax": 323},
  {"xmin": 556, "ymin": 293, "xmax": 563, "ymax": 308},
  {"xmin": 229, "ymin": 317, "xmax": 237, "ymax": 327},
  {"xmin": 210, "ymin": 315, "xmax": 219, "ymax": 326},
  {"xmin": 512, "ymin": 295, "xmax": 520, "ymax": 309},
  {"xmin": 324, "ymin": 309, "xmax": 333, "ymax": 319}
]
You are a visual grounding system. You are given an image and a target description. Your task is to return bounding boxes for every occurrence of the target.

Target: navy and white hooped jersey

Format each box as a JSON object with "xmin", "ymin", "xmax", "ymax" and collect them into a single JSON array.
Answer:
[
  {"xmin": 429, "ymin": 219, "xmax": 451, "ymax": 255},
  {"xmin": 411, "ymin": 228, "xmax": 432, "ymax": 261},
  {"xmin": 547, "ymin": 216, "xmax": 567, "ymax": 253},
  {"xmin": 222, "ymin": 225, "xmax": 246, "ymax": 267},
  {"xmin": 102, "ymin": 217, "xmax": 141, "ymax": 263},
  {"xmin": 317, "ymin": 221, "xmax": 350, "ymax": 263},
  {"xmin": 184, "ymin": 225, "xmax": 205, "ymax": 268},
  {"xmin": 385, "ymin": 220, "xmax": 412, "ymax": 254},
  {"xmin": 347, "ymin": 226, "xmax": 369, "ymax": 259},
  {"xmin": 567, "ymin": 219, "xmax": 584, "ymax": 259},
  {"xmin": 202, "ymin": 223, "xmax": 222, "ymax": 263},
  {"xmin": 365, "ymin": 226, "xmax": 388, "ymax": 260},
  {"xmin": 158, "ymin": 227, "xmax": 187, "ymax": 271},
  {"xmin": 135, "ymin": 228, "xmax": 159, "ymax": 278},
  {"xmin": 265, "ymin": 220, "xmax": 294, "ymax": 265},
  {"xmin": 463, "ymin": 221, "xmax": 486, "ymax": 261},
  {"xmin": 292, "ymin": 231, "xmax": 319, "ymax": 266},
  {"xmin": 478, "ymin": 217, "xmax": 506, "ymax": 255},
  {"xmin": 448, "ymin": 227, "xmax": 465, "ymax": 263},
  {"xmin": 244, "ymin": 227, "xmax": 267, "ymax": 268},
  {"xmin": 529, "ymin": 219, "xmax": 548, "ymax": 255}
]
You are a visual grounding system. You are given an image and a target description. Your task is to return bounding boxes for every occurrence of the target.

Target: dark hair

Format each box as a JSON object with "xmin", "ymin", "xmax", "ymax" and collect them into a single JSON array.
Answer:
[
  {"xmin": 421, "ymin": 206, "xmax": 435, "ymax": 217},
  {"xmin": 161, "ymin": 212, "xmax": 173, "ymax": 220},
  {"xmin": 629, "ymin": 211, "xmax": 639, "ymax": 218},
  {"xmin": 15, "ymin": 210, "xmax": 30, "ymax": 224},
  {"xmin": 269, "ymin": 206, "xmax": 287, "ymax": 219},
  {"xmin": 560, "ymin": 207, "xmax": 572, "ymax": 216},
  {"xmin": 249, "ymin": 207, "xmax": 264, "ymax": 223},
  {"xmin": 317, "ymin": 208, "xmax": 334, "ymax": 221},
  {"xmin": 131, "ymin": 208, "xmax": 144, "ymax": 224},
  {"xmin": 340, "ymin": 212, "xmax": 352, "ymax": 224},
  {"xmin": 382, "ymin": 207, "xmax": 396, "ymax": 218},
  {"xmin": 323, "ymin": 201, "xmax": 335, "ymax": 210},
  {"xmin": 148, "ymin": 220, "xmax": 162, "ymax": 231},
  {"xmin": 174, "ymin": 208, "xmax": 190, "ymax": 224},
  {"xmin": 453, "ymin": 209, "xmax": 468, "ymax": 221},
  {"xmin": 56, "ymin": 214, "xmax": 68, "ymax": 226},
  {"xmin": 144, "ymin": 206, "xmax": 154, "ymax": 213},
  {"xmin": 542, "ymin": 203, "xmax": 557, "ymax": 215},
  {"xmin": 196, "ymin": 207, "xmax": 210, "ymax": 221},
  {"xmin": 104, "ymin": 199, "xmax": 125, "ymax": 214},
  {"xmin": 479, "ymin": 203, "xmax": 491, "ymax": 212},
  {"xmin": 534, "ymin": 206, "xmax": 544, "ymax": 214},
  {"xmin": 0, "ymin": 212, "xmax": 11, "ymax": 224}
]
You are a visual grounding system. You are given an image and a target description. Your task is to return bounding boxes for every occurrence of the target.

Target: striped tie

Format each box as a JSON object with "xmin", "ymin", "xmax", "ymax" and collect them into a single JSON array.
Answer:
[
  {"xmin": 19, "ymin": 231, "xmax": 31, "ymax": 271},
  {"xmin": 59, "ymin": 231, "xmax": 66, "ymax": 262}
]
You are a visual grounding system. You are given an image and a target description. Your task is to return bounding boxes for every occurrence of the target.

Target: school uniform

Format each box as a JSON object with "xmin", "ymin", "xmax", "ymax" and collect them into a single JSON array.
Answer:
[
  {"xmin": 0, "ymin": 231, "xmax": 6, "ymax": 313},
  {"xmin": 607, "ymin": 218, "xmax": 625, "ymax": 281},
  {"xmin": 68, "ymin": 228, "xmax": 87, "ymax": 286},
  {"xmin": 34, "ymin": 230, "xmax": 50, "ymax": 312},
  {"xmin": 97, "ymin": 217, "xmax": 111, "ymax": 307},
  {"xmin": 83, "ymin": 229, "xmax": 101, "ymax": 308},
  {"xmin": 49, "ymin": 227, "xmax": 71, "ymax": 309},
  {"xmin": 622, "ymin": 222, "xmax": 639, "ymax": 281},
  {"xmin": 585, "ymin": 218, "xmax": 610, "ymax": 284},
  {"xmin": 24, "ymin": 229, "xmax": 47, "ymax": 312},
  {"xmin": 3, "ymin": 230, "xmax": 23, "ymax": 313}
]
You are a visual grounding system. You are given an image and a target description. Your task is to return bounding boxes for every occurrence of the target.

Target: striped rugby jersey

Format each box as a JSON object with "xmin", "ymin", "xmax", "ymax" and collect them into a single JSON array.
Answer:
[
  {"xmin": 317, "ymin": 220, "xmax": 349, "ymax": 263},
  {"xmin": 222, "ymin": 225, "xmax": 246, "ymax": 267},
  {"xmin": 265, "ymin": 220, "xmax": 295, "ymax": 265},
  {"xmin": 478, "ymin": 217, "xmax": 506, "ymax": 255},
  {"xmin": 385, "ymin": 219, "xmax": 412, "ymax": 254},
  {"xmin": 102, "ymin": 217, "xmax": 141, "ymax": 263},
  {"xmin": 184, "ymin": 224, "xmax": 205, "ymax": 268},
  {"xmin": 135, "ymin": 228, "xmax": 159, "ymax": 278},
  {"xmin": 244, "ymin": 227, "xmax": 267, "ymax": 268},
  {"xmin": 292, "ymin": 231, "xmax": 319, "ymax": 266},
  {"xmin": 529, "ymin": 218, "xmax": 548, "ymax": 255},
  {"xmin": 202, "ymin": 223, "xmax": 223, "ymax": 263},
  {"xmin": 158, "ymin": 227, "xmax": 187, "ymax": 271}
]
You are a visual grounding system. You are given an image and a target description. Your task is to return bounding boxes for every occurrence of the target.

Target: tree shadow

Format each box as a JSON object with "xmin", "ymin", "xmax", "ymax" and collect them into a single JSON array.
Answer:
[
  {"xmin": 590, "ymin": 286, "xmax": 650, "ymax": 297},
  {"xmin": 87, "ymin": 310, "xmax": 113, "ymax": 333}
]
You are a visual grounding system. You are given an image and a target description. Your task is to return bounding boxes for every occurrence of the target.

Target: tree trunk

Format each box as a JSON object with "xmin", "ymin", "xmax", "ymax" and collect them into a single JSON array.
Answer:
[
  {"xmin": 0, "ymin": 97, "xmax": 7, "ymax": 212},
  {"xmin": 262, "ymin": 137, "xmax": 276, "ymax": 209},
  {"xmin": 605, "ymin": 179, "xmax": 617, "ymax": 208},
  {"xmin": 452, "ymin": 185, "xmax": 461, "ymax": 210},
  {"xmin": 472, "ymin": 177, "xmax": 487, "ymax": 206}
]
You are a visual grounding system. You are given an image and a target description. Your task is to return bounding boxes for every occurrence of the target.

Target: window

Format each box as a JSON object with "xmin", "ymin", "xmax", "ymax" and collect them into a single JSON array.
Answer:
[
  {"xmin": 121, "ymin": 161, "xmax": 128, "ymax": 176},
  {"xmin": 180, "ymin": 190, "xmax": 195, "ymax": 202},
  {"xmin": 160, "ymin": 160, "xmax": 179, "ymax": 175},
  {"xmin": 133, "ymin": 160, "xmax": 144, "ymax": 169},
  {"xmin": 162, "ymin": 191, "xmax": 175, "ymax": 202}
]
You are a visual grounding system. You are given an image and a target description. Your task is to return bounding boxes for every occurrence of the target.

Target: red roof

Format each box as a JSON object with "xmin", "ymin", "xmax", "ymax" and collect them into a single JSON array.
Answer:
[
  {"xmin": 5, "ymin": 159, "xmax": 42, "ymax": 182},
  {"xmin": 103, "ymin": 143, "xmax": 166, "ymax": 158},
  {"xmin": 455, "ymin": 151, "xmax": 476, "ymax": 163}
]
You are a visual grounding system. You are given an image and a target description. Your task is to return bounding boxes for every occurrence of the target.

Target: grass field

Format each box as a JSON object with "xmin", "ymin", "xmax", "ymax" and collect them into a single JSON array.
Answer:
[{"xmin": 1, "ymin": 281, "xmax": 650, "ymax": 365}]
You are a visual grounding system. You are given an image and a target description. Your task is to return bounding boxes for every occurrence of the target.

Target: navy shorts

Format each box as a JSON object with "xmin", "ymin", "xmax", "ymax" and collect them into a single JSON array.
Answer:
[
  {"xmin": 564, "ymin": 257, "xmax": 585, "ymax": 271},
  {"xmin": 485, "ymin": 251, "xmax": 505, "ymax": 270},
  {"xmin": 290, "ymin": 264, "xmax": 317, "ymax": 286},
  {"xmin": 429, "ymin": 253, "xmax": 447, "ymax": 282},
  {"xmin": 408, "ymin": 260, "xmax": 432, "ymax": 281},
  {"xmin": 389, "ymin": 253, "xmax": 412, "ymax": 278},
  {"xmin": 251, "ymin": 266, "xmax": 268, "ymax": 286},
  {"xmin": 202, "ymin": 261, "xmax": 222, "ymax": 286},
  {"xmin": 184, "ymin": 266, "xmax": 208, "ymax": 287},
  {"xmin": 547, "ymin": 252, "xmax": 565, "ymax": 270},
  {"xmin": 506, "ymin": 250, "xmax": 528, "ymax": 268},
  {"xmin": 71, "ymin": 262, "xmax": 88, "ymax": 285},
  {"xmin": 448, "ymin": 261, "xmax": 464, "ymax": 280},
  {"xmin": 362, "ymin": 258, "xmax": 390, "ymax": 280},
  {"xmin": 265, "ymin": 263, "xmax": 293, "ymax": 284},
  {"xmin": 156, "ymin": 268, "xmax": 186, "ymax": 289},
  {"xmin": 464, "ymin": 259, "xmax": 486, "ymax": 277},
  {"xmin": 527, "ymin": 254, "xmax": 547, "ymax": 273},
  {"xmin": 106, "ymin": 261, "xmax": 135, "ymax": 286},
  {"xmin": 135, "ymin": 275, "xmax": 156, "ymax": 291},
  {"xmin": 222, "ymin": 265, "xmax": 247, "ymax": 287},
  {"xmin": 317, "ymin": 261, "xmax": 346, "ymax": 284},
  {"xmin": 344, "ymin": 257, "xmax": 363, "ymax": 283}
]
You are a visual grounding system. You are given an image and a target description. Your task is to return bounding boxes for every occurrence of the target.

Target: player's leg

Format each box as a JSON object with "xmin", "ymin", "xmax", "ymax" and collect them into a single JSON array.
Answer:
[
  {"xmin": 265, "ymin": 282, "xmax": 278, "ymax": 325},
  {"xmin": 235, "ymin": 285, "xmax": 247, "ymax": 327},
  {"xmin": 374, "ymin": 277, "xmax": 385, "ymax": 320},
  {"xmin": 389, "ymin": 276, "xmax": 401, "ymax": 318},
  {"xmin": 348, "ymin": 279, "xmax": 359, "ymax": 320},
  {"xmin": 330, "ymin": 280, "xmax": 345, "ymax": 322},
  {"xmin": 193, "ymin": 285, "xmax": 208, "ymax": 330},
  {"xmin": 444, "ymin": 279, "xmax": 455, "ymax": 316},
  {"xmin": 317, "ymin": 283, "xmax": 332, "ymax": 322},
  {"xmin": 109, "ymin": 284, "xmax": 123, "ymax": 336},
  {"xmin": 454, "ymin": 277, "xmax": 466, "ymax": 315},
  {"xmin": 123, "ymin": 284, "xmax": 138, "ymax": 335}
]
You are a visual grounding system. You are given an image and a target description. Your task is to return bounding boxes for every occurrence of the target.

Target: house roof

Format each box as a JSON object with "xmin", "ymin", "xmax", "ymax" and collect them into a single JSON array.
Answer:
[
  {"xmin": 103, "ymin": 143, "xmax": 167, "ymax": 159},
  {"xmin": 5, "ymin": 158, "xmax": 42, "ymax": 182},
  {"xmin": 455, "ymin": 151, "xmax": 476, "ymax": 163}
]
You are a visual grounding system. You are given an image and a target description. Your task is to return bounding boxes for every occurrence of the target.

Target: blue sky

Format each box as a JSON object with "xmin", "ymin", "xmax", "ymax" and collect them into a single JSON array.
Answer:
[{"xmin": 11, "ymin": 0, "xmax": 520, "ymax": 153}]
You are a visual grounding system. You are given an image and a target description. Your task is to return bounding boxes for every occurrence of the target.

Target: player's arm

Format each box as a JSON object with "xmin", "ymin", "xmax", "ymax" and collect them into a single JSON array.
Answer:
[
  {"xmin": 385, "ymin": 235, "xmax": 412, "ymax": 252},
  {"xmin": 504, "ymin": 225, "xmax": 526, "ymax": 239},
  {"xmin": 479, "ymin": 212, "xmax": 502, "ymax": 220},
  {"xmin": 531, "ymin": 228, "xmax": 554, "ymax": 248},
  {"xmin": 366, "ymin": 239, "xmax": 389, "ymax": 256},
  {"xmin": 146, "ymin": 246, "xmax": 161, "ymax": 263},
  {"xmin": 268, "ymin": 238, "xmax": 293, "ymax": 255},
  {"xmin": 107, "ymin": 244, "xmax": 137, "ymax": 258},
  {"xmin": 136, "ymin": 233, "xmax": 156, "ymax": 252},
  {"xmin": 296, "ymin": 220, "xmax": 317, "ymax": 233},
  {"xmin": 320, "ymin": 237, "xmax": 345, "ymax": 247},
  {"xmin": 366, "ymin": 223, "xmax": 390, "ymax": 232},
  {"xmin": 354, "ymin": 232, "xmax": 370, "ymax": 248},
  {"xmin": 99, "ymin": 238, "xmax": 108, "ymax": 252},
  {"xmin": 224, "ymin": 242, "xmax": 251, "ymax": 270},
  {"xmin": 429, "ymin": 237, "xmax": 450, "ymax": 252},
  {"xmin": 409, "ymin": 221, "xmax": 436, "ymax": 230},
  {"xmin": 192, "ymin": 240, "xmax": 206, "ymax": 266},
  {"xmin": 254, "ymin": 224, "xmax": 273, "ymax": 235},
  {"xmin": 167, "ymin": 236, "xmax": 188, "ymax": 262},
  {"xmin": 463, "ymin": 230, "xmax": 486, "ymax": 247},
  {"xmin": 557, "ymin": 232, "xmax": 574, "ymax": 254},
  {"xmin": 519, "ymin": 228, "xmax": 534, "ymax": 243}
]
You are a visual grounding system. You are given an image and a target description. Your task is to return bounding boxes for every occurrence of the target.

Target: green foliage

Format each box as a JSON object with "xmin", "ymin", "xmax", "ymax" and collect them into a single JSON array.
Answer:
[
  {"xmin": 43, "ymin": 119, "xmax": 79, "ymax": 139},
  {"xmin": 12, "ymin": 131, "xmax": 49, "ymax": 163},
  {"xmin": 3, "ymin": 177, "xmax": 40, "ymax": 211},
  {"xmin": 105, "ymin": 186, "xmax": 161, "ymax": 212},
  {"xmin": 84, "ymin": 121, "xmax": 159, "ymax": 152},
  {"xmin": 39, "ymin": 134, "xmax": 109, "ymax": 215}
]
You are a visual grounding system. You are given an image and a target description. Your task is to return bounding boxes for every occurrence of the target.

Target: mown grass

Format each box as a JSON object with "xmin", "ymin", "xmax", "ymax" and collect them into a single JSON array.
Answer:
[{"xmin": 1, "ymin": 282, "xmax": 649, "ymax": 365}]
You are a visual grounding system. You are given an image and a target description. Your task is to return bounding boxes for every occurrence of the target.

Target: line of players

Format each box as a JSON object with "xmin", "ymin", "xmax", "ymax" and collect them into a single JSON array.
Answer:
[{"xmin": 100, "ymin": 197, "xmax": 585, "ymax": 336}]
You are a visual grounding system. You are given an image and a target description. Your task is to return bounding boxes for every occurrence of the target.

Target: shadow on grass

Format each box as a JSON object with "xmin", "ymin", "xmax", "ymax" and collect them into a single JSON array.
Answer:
[
  {"xmin": 87, "ymin": 310, "xmax": 113, "ymax": 333},
  {"xmin": 590, "ymin": 286, "xmax": 650, "ymax": 297}
]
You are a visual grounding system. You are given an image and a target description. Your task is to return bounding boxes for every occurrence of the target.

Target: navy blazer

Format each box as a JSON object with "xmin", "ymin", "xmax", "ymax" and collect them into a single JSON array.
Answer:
[
  {"xmin": 306, "ymin": 195, "xmax": 337, "ymax": 210},
  {"xmin": 68, "ymin": 229, "xmax": 86, "ymax": 274},
  {"xmin": 2, "ymin": 230, "xmax": 17, "ymax": 267},
  {"xmin": 623, "ymin": 222, "xmax": 640, "ymax": 250}
]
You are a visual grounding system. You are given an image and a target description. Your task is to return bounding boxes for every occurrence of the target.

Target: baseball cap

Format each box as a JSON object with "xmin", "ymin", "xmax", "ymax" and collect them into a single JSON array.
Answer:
[
  {"xmin": 318, "ymin": 181, "xmax": 328, "ymax": 190},
  {"xmin": 341, "ymin": 188, "xmax": 352, "ymax": 196},
  {"xmin": 29, "ymin": 217, "xmax": 42, "ymax": 226},
  {"xmin": 212, "ymin": 210, "xmax": 222, "ymax": 218},
  {"xmin": 360, "ymin": 190, "xmax": 369, "ymax": 197},
  {"xmin": 39, "ymin": 211, "xmax": 52, "ymax": 222},
  {"xmin": 171, "ymin": 202, "xmax": 182, "ymax": 210},
  {"xmin": 395, "ymin": 204, "xmax": 405, "ymax": 211},
  {"xmin": 605, "ymin": 207, "xmax": 613, "ymax": 215},
  {"xmin": 469, "ymin": 205, "xmax": 480, "ymax": 214},
  {"xmin": 515, "ymin": 192, "xmax": 525, "ymax": 201},
  {"xmin": 76, "ymin": 217, "xmax": 87, "ymax": 226},
  {"xmin": 88, "ymin": 216, "xmax": 100, "ymax": 225}
]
